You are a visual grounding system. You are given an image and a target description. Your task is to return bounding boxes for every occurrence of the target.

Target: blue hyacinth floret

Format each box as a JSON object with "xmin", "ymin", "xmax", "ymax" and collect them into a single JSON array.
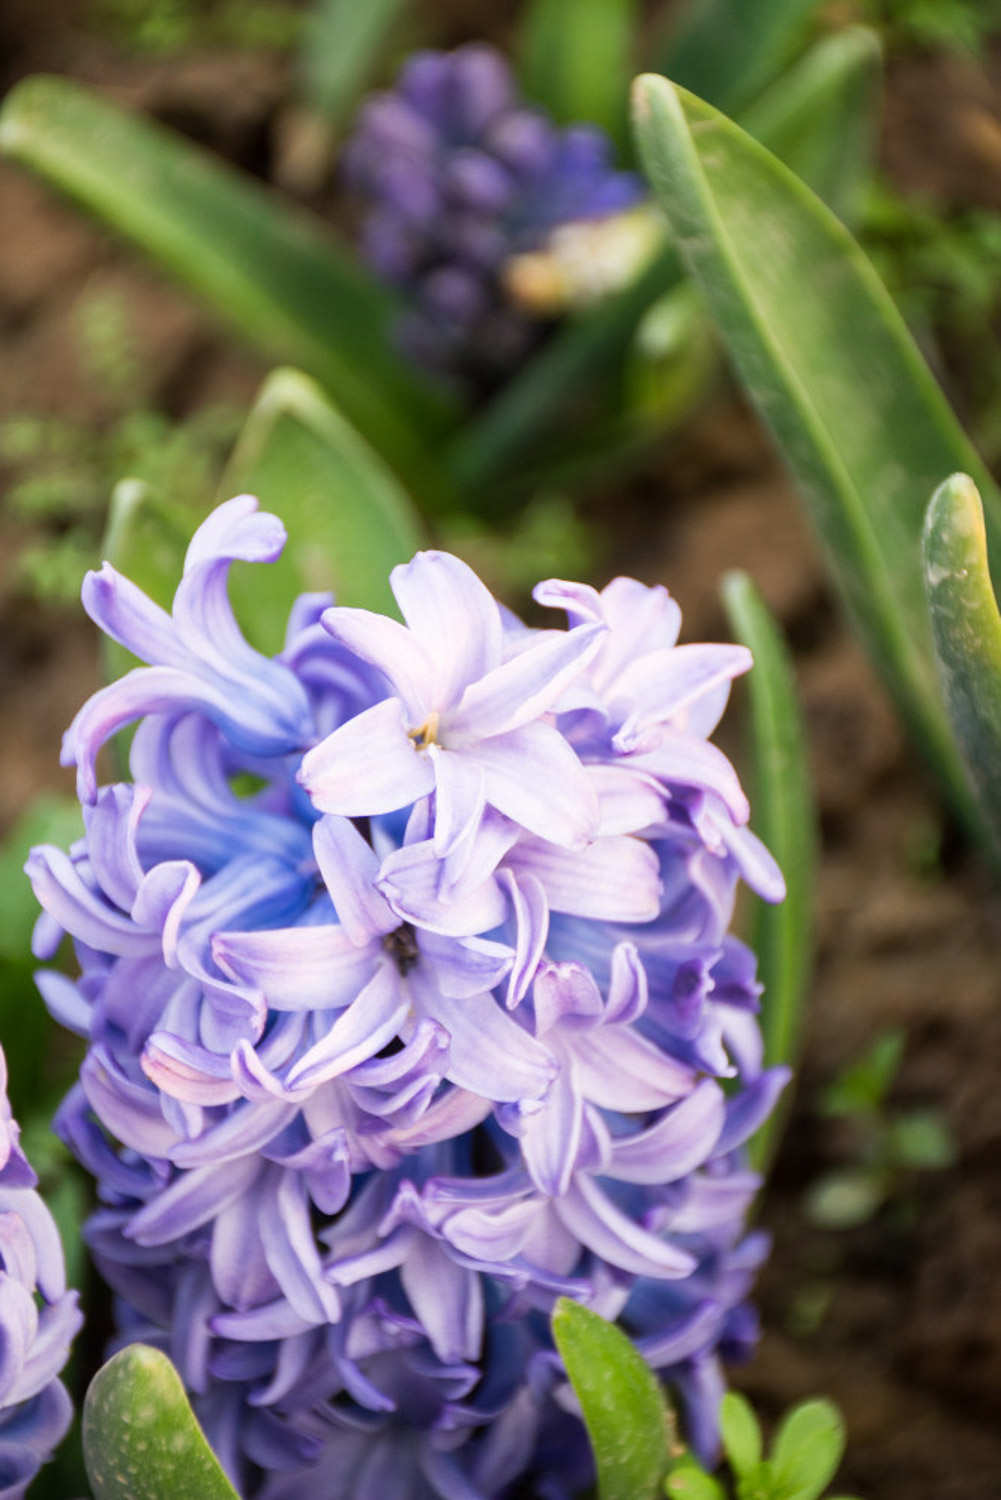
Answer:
[
  {"xmin": 343, "ymin": 43, "xmax": 645, "ymax": 387},
  {"xmin": 0, "ymin": 1049, "xmax": 81, "ymax": 1500},
  {"xmin": 28, "ymin": 496, "xmax": 789, "ymax": 1498}
]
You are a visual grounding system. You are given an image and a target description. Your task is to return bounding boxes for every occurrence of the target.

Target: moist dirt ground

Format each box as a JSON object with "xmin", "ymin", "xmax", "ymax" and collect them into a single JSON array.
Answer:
[{"xmin": 1, "ymin": 6, "xmax": 1000, "ymax": 1497}]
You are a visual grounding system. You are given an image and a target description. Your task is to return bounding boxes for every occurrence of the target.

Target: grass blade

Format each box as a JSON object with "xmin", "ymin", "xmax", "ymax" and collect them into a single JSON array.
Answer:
[{"xmin": 300, "ymin": 0, "xmax": 409, "ymax": 127}]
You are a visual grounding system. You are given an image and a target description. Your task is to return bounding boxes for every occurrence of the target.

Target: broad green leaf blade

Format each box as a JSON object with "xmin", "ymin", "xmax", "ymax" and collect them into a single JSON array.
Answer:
[
  {"xmin": 655, "ymin": 0, "xmax": 825, "ymax": 117},
  {"xmin": 448, "ymin": 245, "xmax": 682, "ymax": 498},
  {"xmin": 520, "ymin": 0, "xmax": 637, "ymax": 148},
  {"xmin": 718, "ymin": 1391, "xmax": 763, "ymax": 1478},
  {"xmin": 221, "ymin": 368, "xmax": 426, "ymax": 645},
  {"xmin": 740, "ymin": 27, "xmax": 882, "ymax": 222},
  {"xmin": 0, "ymin": 76, "xmax": 451, "ymax": 480},
  {"xmin": 770, "ymin": 1398, "xmax": 845, "ymax": 1500},
  {"xmin": 83, "ymin": 1345, "xmax": 239, "ymax": 1500},
  {"xmin": 665, "ymin": 1462, "xmax": 727, "ymax": 1500},
  {"xmin": 633, "ymin": 73, "xmax": 1001, "ymax": 846},
  {"xmin": 923, "ymin": 474, "xmax": 1001, "ymax": 852},
  {"xmin": 722, "ymin": 572, "xmax": 815, "ymax": 1170},
  {"xmin": 301, "ymin": 0, "xmax": 408, "ymax": 127},
  {"xmin": 551, "ymin": 1298, "xmax": 671, "ymax": 1500}
]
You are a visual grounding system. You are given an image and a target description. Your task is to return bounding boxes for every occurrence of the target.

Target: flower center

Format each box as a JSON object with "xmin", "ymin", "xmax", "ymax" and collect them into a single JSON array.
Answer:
[
  {"xmin": 383, "ymin": 923, "xmax": 420, "ymax": 976},
  {"xmin": 408, "ymin": 712, "xmax": 440, "ymax": 751}
]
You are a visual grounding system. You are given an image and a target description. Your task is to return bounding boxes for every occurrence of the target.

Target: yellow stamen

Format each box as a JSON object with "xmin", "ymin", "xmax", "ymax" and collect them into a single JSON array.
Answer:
[{"xmin": 408, "ymin": 712, "xmax": 440, "ymax": 751}]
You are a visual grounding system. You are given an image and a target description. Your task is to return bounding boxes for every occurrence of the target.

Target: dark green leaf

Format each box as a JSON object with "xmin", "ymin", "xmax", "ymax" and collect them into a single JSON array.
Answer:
[
  {"xmin": 220, "ymin": 368, "xmax": 426, "ymax": 646},
  {"xmin": 0, "ymin": 76, "xmax": 451, "ymax": 480},
  {"xmin": 719, "ymin": 1391, "xmax": 763, "ymax": 1478},
  {"xmin": 632, "ymin": 74, "xmax": 1001, "ymax": 848},
  {"xmin": 655, "ymin": 0, "xmax": 826, "ymax": 116},
  {"xmin": 721, "ymin": 572, "xmax": 815, "ymax": 1170},
  {"xmin": 300, "ymin": 0, "xmax": 408, "ymax": 126},
  {"xmin": 820, "ymin": 1029, "xmax": 904, "ymax": 1117},
  {"xmin": 551, "ymin": 1298, "xmax": 672, "ymax": 1500},
  {"xmin": 520, "ymin": 0, "xmax": 637, "ymax": 148},
  {"xmin": 923, "ymin": 473, "xmax": 1001, "ymax": 854},
  {"xmin": 84, "ymin": 1345, "xmax": 239, "ymax": 1500},
  {"xmin": 770, "ymin": 1398, "xmax": 845, "ymax": 1500}
]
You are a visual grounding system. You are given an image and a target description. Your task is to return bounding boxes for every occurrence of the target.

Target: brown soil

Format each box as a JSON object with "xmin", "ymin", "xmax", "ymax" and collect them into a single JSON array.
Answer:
[{"xmin": 1, "ymin": 8, "xmax": 1000, "ymax": 1498}]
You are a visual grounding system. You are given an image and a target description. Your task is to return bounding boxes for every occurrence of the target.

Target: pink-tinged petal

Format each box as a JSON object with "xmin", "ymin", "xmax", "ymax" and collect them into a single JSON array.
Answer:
[
  {"xmin": 141, "ymin": 1033, "xmax": 240, "ymax": 1106},
  {"xmin": 24, "ymin": 847, "xmax": 159, "ymax": 957},
  {"xmin": 614, "ymin": 644, "xmax": 751, "ymax": 731},
  {"xmin": 498, "ymin": 869, "xmax": 548, "ymax": 1009},
  {"xmin": 320, "ymin": 606, "xmax": 434, "ymax": 720},
  {"xmin": 418, "ymin": 931, "xmax": 512, "ymax": 999},
  {"xmin": 387, "ymin": 1089, "xmax": 492, "ymax": 1151},
  {"xmin": 605, "ymin": 942, "xmax": 648, "ymax": 1025},
  {"xmin": 286, "ymin": 968, "xmax": 409, "ymax": 1092},
  {"xmin": 506, "ymin": 833, "xmax": 660, "ymax": 922},
  {"xmin": 589, "ymin": 764, "xmax": 666, "ymax": 836},
  {"xmin": 408, "ymin": 973, "xmax": 554, "ymax": 1102},
  {"xmin": 400, "ymin": 1236, "xmax": 484, "ymax": 1363},
  {"xmin": 377, "ymin": 841, "xmax": 507, "ymax": 937},
  {"xmin": 446, "ymin": 623, "xmax": 605, "ymax": 741},
  {"xmin": 212, "ymin": 925, "xmax": 379, "ymax": 1011},
  {"xmin": 623, "ymin": 734, "xmax": 750, "ymax": 825},
  {"xmin": 390, "ymin": 551, "xmax": 503, "ymax": 708},
  {"xmin": 573, "ymin": 1028, "xmax": 694, "ymax": 1110},
  {"xmin": 517, "ymin": 1066, "xmax": 583, "ymax": 1198},
  {"xmin": 298, "ymin": 697, "xmax": 435, "ymax": 817},
  {"xmin": 557, "ymin": 1177, "xmax": 695, "ymax": 1278},
  {"xmin": 313, "ymin": 815, "xmax": 397, "ymax": 943},
  {"xmin": 127, "ymin": 1155, "xmax": 261, "ymax": 1245},
  {"xmin": 429, "ymin": 745, "xmax": 486, "ymax": 856},
  {"xmin": 473, "ymin": 724, "xmax": 599, "ymax": 848},
  {"xmin": 609, "ymin": 1080, "xmax": 726, "ymax": 1184}
]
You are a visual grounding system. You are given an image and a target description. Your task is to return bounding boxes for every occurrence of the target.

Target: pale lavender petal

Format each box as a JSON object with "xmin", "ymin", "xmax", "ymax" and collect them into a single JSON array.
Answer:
[
  {"xmin": 320, "ymin": 606, "xmax": 434, "ymax": 720},
  {"xmin": 390, "ymin": 551, "xmax": 503, "ymax": 708},
  {"xmin": 532, "ymin": 961, "xmax": 602, "ymax": 1035},
  {"xmin": 80, "ymin": 1049, "xmax": 178, "ymax": 1158},
  {"xmin": 557, "ymin": 1177, "xmax": 695, "ymax": 1278},
  {"xmin": 82, "ymin": 784, "xmax": 147, "ymax": 911},
  {"xmin": 429, "ymin": 745, "xmax": 486, "ymax": 856},
  {"xmin": 516, "ymin": 1066, "xmax": 583, "ymax": 1198},
  {"xmin": 589, "ymin": 764, "xmax": 666, "ymax": 836},
  {"xmin": 605, "ymin": 941, "xmax": 648, "ymax": 1025},
  {"xmin": 505, "ymin": 833, "xmax": 660, "ymax": 922},
  {"xmin": 572, "ymin": 1028, "xmax": 694, "ymax": 1110},
  {"xmin": 211, "ymin": 1192, "xmax": 280, "ymax": 1311},
  {"xmin": 713, "ymin": 1067, "xmax": 790, "ymax": 1156},
  {"xmin": 608, "ymin": 1080, "xmax": 725, "ymax": 1184},
  {"xmin": 285, "ymin": 968, "xmax": 409, "ymax": 1091},
  {"xmin": 622, "ymin": 735, "xmax": 750, "ymax": 824},
  {"xmin": 212, "ymin": 925, "xmax": 379, "ymax": 1011},
  {"xmin": 417, "ymin": 932, "xmax": 512, "ymax": 999},
  {"xmin": 498, "ymin": 869, "xmax": 548, "ymax": 1009},
  {"xmin": 614, "ymin": 644, "xmax": 751, "ymax": 731},
  {"xmin": 141, "ymin": 1033, "xmax": 240, "ymax": 1106},
  {"xmin": 408, "ymin": 972, "xmax": 554, "ymax": 1102},
  {"xmin": 666, "ymin": 1171, "xmax": 761, "ymax": 1232},
  {"xmin": 260, "ymin": 1170, "xmax": 342, "ymax": 1324},
  {"xmin": 128, "ymin": 1156, "xmax": 261, "ymax": 1246},
  {"xmin": 446, "ymin": 623, "xmax": 605, "ymax": 741},
  {"xmin": 376, "ymin": 841, "xmax": 507, "ymax": 937},
  {"xmin": 298, "ymin": 697, "xmax": 435, "ymax": 816},
  {"xmin": 472, "ymin": 724, "xmax": 599, "ymax": 848},
  {"xmin": 715, "ymin": 820, "xmax": 786, "ymax": 903},
  {"xmin": 399, "ymin": 1235, "xmax": 483, "ymax": 1363},
  {"xmin": 313, "ymin": 815, "xmax": 397, "ymax": 943},
  {"xmin": 637, "ymin": 1300, "xmax": 723, "ymax": 1367},
  {"xmin": 24, "ymin": 847, "xmax": 159, "ymax": 957}
]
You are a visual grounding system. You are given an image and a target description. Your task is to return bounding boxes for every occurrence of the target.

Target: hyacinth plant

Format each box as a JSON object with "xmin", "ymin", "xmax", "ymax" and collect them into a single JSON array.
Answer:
[{"xmin": 21, "ymin": 491, "xmax": 799, "ymax": 1498}]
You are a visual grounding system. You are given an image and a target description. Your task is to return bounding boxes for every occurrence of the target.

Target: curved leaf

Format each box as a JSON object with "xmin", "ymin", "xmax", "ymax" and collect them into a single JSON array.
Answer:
[
  {"xmin": 718, "ymin": 1390, "xmax": 763, "ymax": 1478},
  {"xmin": 770, "ymin": 1397, "xmax": 845, "ymax": 1500},
  {"xmin": 0, "ymin": 76, "xmax": 451, "ymax": 481},
  {"xmin": 655, "ymin": 0, "xmax": 826, "ymax": 116},
  {"xmin": 632, "ymin": 72, "xmax": 1001, "ymax": 845},
  {"xmin": 83, "ymin": 1344, "xmax": 239, "ymax": 1500},
  {"xmin": 551, "ymin": 1298, "xmax": 672, "ymax": 1500},
  {"xmin": 923, "ymin": 473, "xmax": 1001, "ymax": 854},
  {"xmin": 722, "ymin": 572, "xmax": 815, "ymax": 1170}
]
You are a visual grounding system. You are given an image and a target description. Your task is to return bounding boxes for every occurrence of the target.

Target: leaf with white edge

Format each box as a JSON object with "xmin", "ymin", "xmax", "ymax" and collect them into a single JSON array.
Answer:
[
  {"xmin": 83, "ymin": 1344, "xmax": 239, "ymax": 1500},
  {"xmin": 769, "ymin": 1398, "xmax": 845, "ymax": 1500},
  {"xmin": 923, "ymin": 473, "xmax": 1001, "ymax": 857},
  {"xmin": 719, "ymin": 1391, "xmax": 763, "ymax": 1478},
  {"xmin": 220, "ymin": 368, "xmax": 426, "ymax": 647},
  {"xmin": 722, "ymin": 572, "xmax": 815, "ymax": 1171},
  {"xmin": 552, "ymin": 1298, "xmax": 672, "ymax": 1500},
  {"xmin": 0, "ymin": 75, "xmax": 451, "ymax": 481},
  {"xmin": 632, "ymin": 73, "xmax": 1001, "ymax": 849},
  {"xmin": 655, "ymin": 0, "xmax": 826, "ymax": 116}
]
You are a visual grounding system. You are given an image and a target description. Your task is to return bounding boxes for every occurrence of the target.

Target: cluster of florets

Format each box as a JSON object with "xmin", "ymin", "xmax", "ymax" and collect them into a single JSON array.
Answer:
[
  {"xmin": 343, "ymin": 43, "xmax": 645, "ymax": 389},
  {"xmin": 28, "ymin": 496, "xmax": 787, "ymax": 1499},
  {"xmin": 0, "ymin": 1049, "xmax": 81, "ymax": 1500}
]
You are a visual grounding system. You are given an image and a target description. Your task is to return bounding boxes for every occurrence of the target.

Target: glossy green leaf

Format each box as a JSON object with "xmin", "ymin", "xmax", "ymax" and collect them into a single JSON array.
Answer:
[
  {"xmin": 770, "ymin": 1398, "xmax": 845, "ymax": 1500},
  {"xmin": 722, "ymin": 572, "xmax": 815, "ymax": 1170},
  {"xmin": 655, "ymin": 0, "xmax": 825, "ymax": 116},
  {"xmin": 0, "ymin": 76, "xmax": 450, "ymax": 480},
  {"xmin": 551, "ymin": 1298, "xmax": 672, "ymax": 1500},
  {"xmin": 221, "ymin": 368, "xmax": 426, "ymax": 646},
  {"xmin": 719, "ymin": 1391, "xmax": 763, "ymax": 1477},
  {"xmin": 83, "ymin": 1345, "xmax": 239, "ymax": 1500},
  {"xmin": 740, "ymin": 27, "xmax": 882, "ymax": 222},
  {"xmin": 520, "ymin": 0, "xmax": 637, "ymax": 147},
  {"xmin": 633, "ymin": 73, "xmax": 1001, "ymax": 847},
  {"xmin": 923, "ymin": 473, "xmax": 1001, "ymax": 851},
  {"xmin": 301, "ymin": 0, "xmax": 408, "ymax": 126}
]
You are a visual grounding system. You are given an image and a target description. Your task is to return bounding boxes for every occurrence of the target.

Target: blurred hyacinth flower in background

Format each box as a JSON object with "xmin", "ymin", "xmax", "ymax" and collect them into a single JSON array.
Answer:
[
  {"xmin": 0, "ymin": 1049, "xmax": 81, "ymax": 1500},
  {"xmin": 26, "ymin": 494, "xmax": 788, "ymax": 1497},
  {"xmin": 343, "ymin": 44, "xmax": 647, "ymax": 390}
]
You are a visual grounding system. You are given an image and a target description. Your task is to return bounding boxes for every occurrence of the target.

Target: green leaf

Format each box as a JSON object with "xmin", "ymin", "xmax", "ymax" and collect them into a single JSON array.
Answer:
[
  {"xmin": 740, "ymin": 27, "xmax": 882, "ymax": 222},
  {"xmin": 300, "ymin": 0, "xmax": 408, "ymax": 126},
  {"xmin": 719, "ymin": 1391, "xmax": 763, "ymax": 1478},
  {"xmin": 804, "ymin": 1168, "xmax": 887, "ymax": 1230},
  {"xmin": 520, "ymin": 0, "xmax": 637, "ymax": 148},
  {"xmin": 83, "ymin": 1344, "xmax": 239, "ymax": 1500},
  {"xmin": 721, "ymin": 572, "xmax": 815, "ymax": 1170},
  {"xmin": 655, "ymin": 0, "xmax": 826, "ymax": 117},
  {"xmin": 632, "ymin": 73, "xmax": 1001, "ymax": 850},
  {"xmin": 769, "ymin": 1398, "xmax": 845, "ymax": 1500},
  {"xmin": 887, "ymin": 1110, "xmax": 957, "ymax": 1170},
  {"xmin": 551, "ymin": 1298, "xmax": 672, "ymax": 1500},
  {"xmin": 0, "ymin": 76, "xmax": 451, "ymax": 482},
  {"xmin": 820, "ymin": 1028, "xmax": 904, "ymax": 1117},
  {"xmin": 923, "ymin": 474, "xmax": 1001, "ymax": 852},
  {"xmin": 220, "ymin": 368, "xmax": 426, "ymax": 647},
  {"xmin": 665, "ymin": 1459, "xmax": 727, "ymax": 1500}
]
